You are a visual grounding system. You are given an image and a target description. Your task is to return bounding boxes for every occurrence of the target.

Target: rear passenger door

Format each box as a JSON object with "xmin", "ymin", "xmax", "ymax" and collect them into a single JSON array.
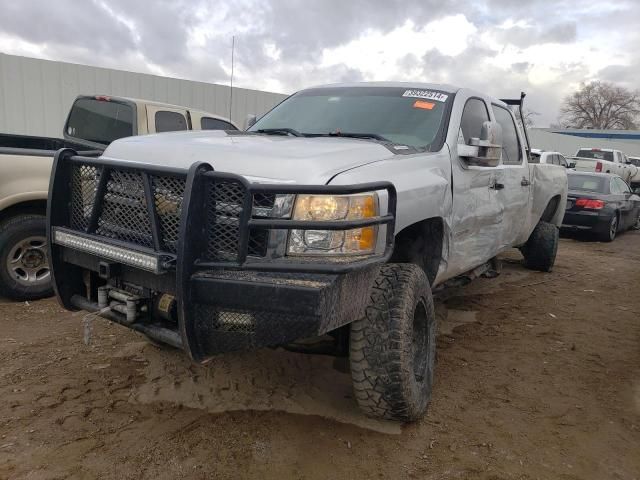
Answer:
[
  {"xmin": 492, "ymin": 104, "xmax": 530, "ymax": 247},
  {"xmin": 146, "ymin": 106, "xmax": 189, "ymax": 133}
]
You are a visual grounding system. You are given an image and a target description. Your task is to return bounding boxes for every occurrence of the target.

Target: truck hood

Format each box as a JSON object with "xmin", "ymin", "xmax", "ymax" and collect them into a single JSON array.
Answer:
[{"xmin": 101, "ymin": 130, "xmax": 398, "ymax": 184}]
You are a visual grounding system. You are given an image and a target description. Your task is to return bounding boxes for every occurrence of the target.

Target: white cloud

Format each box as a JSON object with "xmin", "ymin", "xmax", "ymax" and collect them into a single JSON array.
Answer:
[{"xmin": 320, "ymin": 15, "xmax": 476, "ymax": 80}]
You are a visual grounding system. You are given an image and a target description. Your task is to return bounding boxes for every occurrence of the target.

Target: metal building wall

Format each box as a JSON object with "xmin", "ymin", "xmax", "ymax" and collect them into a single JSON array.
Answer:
[
  {"xmin": 529, "ymin": 128, "xmax": 640, "ymax": 157},
  {"xmin": 0, "ymin": 53, "xmax": 288, "ymax": 137}
]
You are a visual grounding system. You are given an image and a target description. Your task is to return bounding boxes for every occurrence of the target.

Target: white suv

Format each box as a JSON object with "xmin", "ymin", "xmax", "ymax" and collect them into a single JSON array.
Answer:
[{"xmin": 530, "ymin": 149, "xmax": 569, "ymax": 167}]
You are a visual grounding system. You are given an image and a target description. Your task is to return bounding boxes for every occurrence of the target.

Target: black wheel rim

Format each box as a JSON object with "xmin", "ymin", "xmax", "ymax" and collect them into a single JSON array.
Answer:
[
  {"xmin": 412, "ymin": 299, "xmax": 429, "ymax": 382},
  {"xmin": 610, "ymin": 217, "xmax": 618, "ymax": 240}
]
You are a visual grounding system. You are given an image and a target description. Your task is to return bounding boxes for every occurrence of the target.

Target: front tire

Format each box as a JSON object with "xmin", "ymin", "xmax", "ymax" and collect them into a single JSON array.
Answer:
[
  {"xmin": 350, "ymin": 264, "xmax": 436, "ymax": 422},
  {"xmin": 521, "ymin": 221, "xmax": 559, "ymax": 272},
  {"xmin": 0, "ymin": 215, "xmax": 53, "ymax": 301}
]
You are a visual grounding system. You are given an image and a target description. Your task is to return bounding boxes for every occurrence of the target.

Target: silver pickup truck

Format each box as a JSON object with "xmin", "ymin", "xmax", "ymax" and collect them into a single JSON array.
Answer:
[{"xmin": 47, "ymin": 82, "xmax": 568, "ymax": 421}]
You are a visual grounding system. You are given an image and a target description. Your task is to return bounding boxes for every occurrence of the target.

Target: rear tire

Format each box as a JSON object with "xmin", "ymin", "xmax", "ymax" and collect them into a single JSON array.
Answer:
[
  {"xmin": 520, "ymin": 221, "xmax": 559, "ymax": 272},
  {"xmin": 0, "ymin": 215, "xmax": 53, "ymax": 301},
  {"xmin": 350, "ymin": 264, "xmax": 436, "ymax": 422},
  {"xmin": 598, "ymin": 215, "xmax": 618, "ymax": 242}
]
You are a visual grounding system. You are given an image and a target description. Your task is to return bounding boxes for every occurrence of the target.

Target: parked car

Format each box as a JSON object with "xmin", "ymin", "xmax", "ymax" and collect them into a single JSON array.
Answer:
[
  {"xmin": 0, "ymin": 95, "xmax": 238, "ymax": 300},
  {"xmin": 530, "ymin": 149, "xmax": 570, "ymax": 167},
  {"xmin": 46, "ymin": 82, "xmax": 568, "ymax": 421},
  {"xmin": 572, "ymin": 148, "xmax": 638, "ymax": 183},
  {"xmin": 562, "ymin": 171, "xmax": 640, "ymax": 241}
]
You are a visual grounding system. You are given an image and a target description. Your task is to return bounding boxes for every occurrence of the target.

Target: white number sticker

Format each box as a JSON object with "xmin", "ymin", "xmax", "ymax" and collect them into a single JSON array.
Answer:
[{"xmin": 402, "ymin": 89, "xmax": 448, "ymax": 102}]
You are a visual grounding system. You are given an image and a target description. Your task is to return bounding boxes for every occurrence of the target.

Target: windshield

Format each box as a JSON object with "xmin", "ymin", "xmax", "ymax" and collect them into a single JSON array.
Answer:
[
  {"xmin": 576, "ymin": 149, "xmax": 613, "ymax": 161},
  {"xmin": 568, "ymin": 174, "xmax": 608, "ymax": 193},
  {"xmin": 529, "ymin": 152, "xmax": 541, "ymax": 163},
  {"xmin": 66, "ymin": 98, "xmax": 134, "ymax": 145},
  {"xmin": 249, "ymin": 86, "xmax": 451, "ymax": 149}
]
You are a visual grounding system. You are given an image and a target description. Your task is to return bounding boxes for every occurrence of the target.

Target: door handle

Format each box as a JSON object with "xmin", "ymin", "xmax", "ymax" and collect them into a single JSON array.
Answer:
[
  {"xmin": 490, "ymin": 182, "xmax": 505, "ymax": 190},
  {"xmin": 521, "ymin": 178, "xmax": 531, "ymax": 187}
]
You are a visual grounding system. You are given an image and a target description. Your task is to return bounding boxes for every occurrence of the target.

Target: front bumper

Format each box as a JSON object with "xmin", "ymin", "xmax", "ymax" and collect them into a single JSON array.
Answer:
[{"xmin": 47, "ymin": 150, "xmax": 396, "ymax": 361}]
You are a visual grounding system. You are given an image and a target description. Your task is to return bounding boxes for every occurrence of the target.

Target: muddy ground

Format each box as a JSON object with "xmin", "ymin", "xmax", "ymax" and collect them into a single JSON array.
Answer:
[{"xmin": 1, "ymin": 232, "xmax": 639, "ymax": 479}]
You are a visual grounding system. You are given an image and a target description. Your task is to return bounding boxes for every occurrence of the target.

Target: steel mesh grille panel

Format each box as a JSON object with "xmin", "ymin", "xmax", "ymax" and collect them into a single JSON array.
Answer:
[
  {"xmin": 70, "ymin": 165, "xmax": 100, "ymax": 231},
  {"xmin": 152, "ymin": 176, "xmax": 185, "ymax": 253},
  {"xmin": 96, "ymin": 170, "xmax": 153, "ymax": 247},
  {"xmin": 68, "ymin": 163, "xmax": 269, "ymax": 261},
  {"xmin": 192, "ymin": 304, "xmax": 318, "ymax": 353},
  {"xmin": 205, "ymin": 180, "xmax": 246, "ymax": 261}
]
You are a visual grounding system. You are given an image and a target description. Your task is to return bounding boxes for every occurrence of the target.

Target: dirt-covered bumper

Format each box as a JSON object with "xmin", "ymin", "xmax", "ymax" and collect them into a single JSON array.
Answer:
[{"xmin": 47, "ymin": 150, "xmax": 396, "ymax": 362}]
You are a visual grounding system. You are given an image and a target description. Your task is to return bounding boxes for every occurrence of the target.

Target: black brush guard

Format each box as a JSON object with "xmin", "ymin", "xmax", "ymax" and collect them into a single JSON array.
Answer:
[{"xmin": 47, "ymin": 149, "xmax": 397, "ymax": 362}]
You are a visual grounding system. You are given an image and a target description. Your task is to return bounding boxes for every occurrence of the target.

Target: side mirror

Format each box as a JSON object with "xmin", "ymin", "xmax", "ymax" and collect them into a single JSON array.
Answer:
[
  {"xmin": 244, "ymin": 114, "xmax": 258, "ymax": 130},
  {"xmin": 458, "ymin": 121, "xmax": 502, "ymax": 167}
]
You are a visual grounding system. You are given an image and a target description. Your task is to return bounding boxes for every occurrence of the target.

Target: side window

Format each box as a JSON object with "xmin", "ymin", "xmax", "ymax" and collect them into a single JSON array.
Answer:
[
  {"xmin": 615, "ymin": 152, "xmax": 622, "ymax": 163},
  {"xmin": 610, "ymin": 178, "xmax": 622, "ymax": 194},
  {"xmin": 493, "ymin": 105, "xmax": 522, "ymax": 165},
  {"xmin": 155, "ymin": 111, "xmax": 188, "ymax": 133},
  {"xmin": 614, "ymin": 177, "xmax": 630, "ymax": 193},
  {"xmin": 459, "ymin": 98, "xmax": 490, "ymax": 144},
  {"xmin": 201, "ymin": 117, "xmax": 237, "ymax": 131},
  {"xmin": 550, "ymin": 155, "xmax": 559, "ymax": 165},
  {"xmin": 558, "ymin": 155, "xmax": 567, "ymax": 167}
]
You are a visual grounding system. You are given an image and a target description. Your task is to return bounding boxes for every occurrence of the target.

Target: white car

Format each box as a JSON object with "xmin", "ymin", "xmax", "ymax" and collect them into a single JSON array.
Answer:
[{"xmin": 530, "ymin": 149, "xmax": 570, "ymax": 167}]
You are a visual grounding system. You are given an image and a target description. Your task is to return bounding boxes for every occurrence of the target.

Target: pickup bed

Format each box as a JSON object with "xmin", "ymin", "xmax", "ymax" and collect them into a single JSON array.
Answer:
[
  {"xmin": 47, "ymin": 82, "xmax": 568, "ymax": 421},
  {"xmin": 629, "ymin": 157, "xmax": 640, "ymax": 189},
  {"xmin": 0, "ymin": 95, "xmax": 238, "ymax": 300}
]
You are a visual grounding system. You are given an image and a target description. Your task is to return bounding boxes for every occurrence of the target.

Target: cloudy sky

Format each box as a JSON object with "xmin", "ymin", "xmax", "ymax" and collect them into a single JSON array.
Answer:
[{"xmin": 1, "ymin": 0, "xmax": 639, "ymax": 126}]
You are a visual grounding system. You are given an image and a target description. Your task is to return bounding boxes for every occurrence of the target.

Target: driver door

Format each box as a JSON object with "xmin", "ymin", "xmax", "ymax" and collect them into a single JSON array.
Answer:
[{"xmin": 449, "ymin": 96, "xmax": 504, "ymax": 278}]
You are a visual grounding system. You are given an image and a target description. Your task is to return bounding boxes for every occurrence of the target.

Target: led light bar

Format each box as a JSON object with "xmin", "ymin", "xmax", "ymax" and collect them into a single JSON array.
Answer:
[{"xmin": 53, "ymin": 229, "xmax": 160, "ymax": 273}]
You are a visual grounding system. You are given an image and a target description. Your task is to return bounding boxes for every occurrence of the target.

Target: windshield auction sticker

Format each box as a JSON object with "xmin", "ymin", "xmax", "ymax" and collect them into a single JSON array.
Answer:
[{"xmin": 402, "ymin": 89, "xmax": 448, "ymax": 102}]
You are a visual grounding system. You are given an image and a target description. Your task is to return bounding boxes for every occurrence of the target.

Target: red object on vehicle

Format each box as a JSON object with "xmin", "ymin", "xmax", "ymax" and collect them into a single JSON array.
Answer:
[
  {"xmin": 94, "ymin": 95, "xmax": 111, "ymax": 102},
  {"xmin": 595, "ymin": 161, "xmax": 603, "ymax": 172},
  {"xmin": 576, "ymin": 198, "xmax": 605, "ymax": 209}
]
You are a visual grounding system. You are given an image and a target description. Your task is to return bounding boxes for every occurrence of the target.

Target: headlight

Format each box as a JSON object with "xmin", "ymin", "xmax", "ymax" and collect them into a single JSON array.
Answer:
[{"xmin": 287, "ymin": 193, "xmax": 379, "ymax": 255}]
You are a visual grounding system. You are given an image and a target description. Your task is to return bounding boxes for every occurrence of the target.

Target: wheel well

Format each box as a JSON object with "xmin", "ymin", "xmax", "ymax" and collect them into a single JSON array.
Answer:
[
  {"xmin": 0, "ymin": 200, "xmax": 47, "ymax": 226},
  {"xmin": 540, "ymin": 195, "xmax": 561, "ymax": 223},
  {"xmin": 390, "ymin": 218, "xmax": 444, "ymax": 285}
]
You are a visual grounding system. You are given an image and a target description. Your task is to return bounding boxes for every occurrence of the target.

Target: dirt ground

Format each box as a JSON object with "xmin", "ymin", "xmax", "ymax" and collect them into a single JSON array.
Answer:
[{"xmin": 1, "ymin": 231, "xmax": 639, "ymax": 480}]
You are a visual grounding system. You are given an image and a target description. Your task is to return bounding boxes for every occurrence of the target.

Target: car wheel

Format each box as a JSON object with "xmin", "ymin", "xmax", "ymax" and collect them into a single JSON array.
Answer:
[
  {"xmin": 520, "ymin": 221, "xmax": 559, "ymax": 272},
  {"xmin": 350, "ymin": 263, "xmax": 436, "ymax": 421},
  {"xmin": 0, "ymin": 215, "xmax": 53, "ymax": 301},
  {"xmin": 599, "ymin": 215, "xmax": 618, "ymax": 242}
]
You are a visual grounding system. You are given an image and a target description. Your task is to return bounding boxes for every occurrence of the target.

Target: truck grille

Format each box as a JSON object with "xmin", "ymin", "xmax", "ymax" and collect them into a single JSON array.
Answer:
[{"xmin": 69, "ymin": 164, "xmax": 273, "ymax": 260}]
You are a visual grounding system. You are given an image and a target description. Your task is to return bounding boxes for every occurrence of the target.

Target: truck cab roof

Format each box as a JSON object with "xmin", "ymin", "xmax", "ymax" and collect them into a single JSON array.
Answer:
[{"xmin": 301, "ymin": 82, "xmax": 512, "ymax": 109}]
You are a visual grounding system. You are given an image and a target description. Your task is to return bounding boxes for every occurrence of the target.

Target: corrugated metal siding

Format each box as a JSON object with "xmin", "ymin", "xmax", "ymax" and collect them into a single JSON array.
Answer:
[
  {"xmin": 529, "ymin": 128, "xmax": 640, "ymax": 158},
  {"xmin": 0, "ymin": 53, "xmax": 288, "ymax": 137}
]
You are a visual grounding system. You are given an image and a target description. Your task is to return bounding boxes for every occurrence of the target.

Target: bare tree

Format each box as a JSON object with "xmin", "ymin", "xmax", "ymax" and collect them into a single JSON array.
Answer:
[
  {"xmin": 515, "ymin": 108, "xmax": 540, "ymax": 129},
  {"xmin": 559, "ymin": 81, "xmax": 640, "ymax": 129}
]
